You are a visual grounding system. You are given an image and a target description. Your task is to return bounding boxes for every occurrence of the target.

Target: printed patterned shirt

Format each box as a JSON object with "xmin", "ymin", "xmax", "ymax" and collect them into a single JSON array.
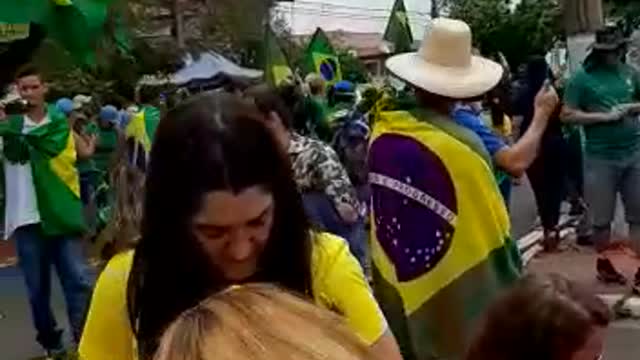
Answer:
[{"xmin": 287, "ymin": 133, "xmax": 358, "ymax": 210}]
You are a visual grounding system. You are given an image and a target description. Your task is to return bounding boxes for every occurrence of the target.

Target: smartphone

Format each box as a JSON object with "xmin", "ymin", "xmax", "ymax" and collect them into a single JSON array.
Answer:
[{"xmin": 3, "ymin": 99, "xmax": 30, "ymax": 115}]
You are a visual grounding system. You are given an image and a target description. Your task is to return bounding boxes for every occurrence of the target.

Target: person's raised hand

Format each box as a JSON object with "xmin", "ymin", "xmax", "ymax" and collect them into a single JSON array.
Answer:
[{"xmin": 534, "ymin": 81, "xmax": 560, "ymax": 118}]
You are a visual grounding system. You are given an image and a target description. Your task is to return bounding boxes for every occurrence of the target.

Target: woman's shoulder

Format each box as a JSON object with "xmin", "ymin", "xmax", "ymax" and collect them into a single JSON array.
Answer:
[
  {"xmin": 310, "ymin": 232, "xmax": 357, "ymax": 281},
  {"xmin": 311, "ymin": 232, "xmax": 349, "ymax": 260}
]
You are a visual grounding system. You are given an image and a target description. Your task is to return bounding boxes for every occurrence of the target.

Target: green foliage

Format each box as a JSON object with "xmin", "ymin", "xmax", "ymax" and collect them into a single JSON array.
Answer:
[
  {"xmin": 337, "ymin": 50, "xmax": 368, "ymax": 83},
  {"xmin": 605, "ymin": 0, "xmax": 640, "ymax": 31},
  {"xmin": 449, "ymin": 0, "xmax": 562, "ymax": 69}
]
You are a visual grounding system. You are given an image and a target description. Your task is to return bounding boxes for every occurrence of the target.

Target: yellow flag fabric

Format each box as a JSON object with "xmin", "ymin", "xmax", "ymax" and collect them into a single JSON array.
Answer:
[
  {"xmin": 369, "ymin": 109, "xmax": 521, "ymax": 360},
  {"xmin": 53, "ymin": 0, "xmax": 74, "ymax": 5},
  {"xmin": 125, "ymin": 111, "xmax": 151, "ymax": 153}
]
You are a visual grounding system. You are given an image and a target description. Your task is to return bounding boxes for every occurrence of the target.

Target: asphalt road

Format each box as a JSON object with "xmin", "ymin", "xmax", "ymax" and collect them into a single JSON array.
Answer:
[{"xmin": 0, "ymin": 180, "xmax": 638, "ymax": 359}]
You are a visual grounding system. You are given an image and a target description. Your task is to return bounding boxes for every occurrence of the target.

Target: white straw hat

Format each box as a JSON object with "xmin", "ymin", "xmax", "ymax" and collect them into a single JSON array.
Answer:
[{"xmin": 386, "ymin": 18, "xmax": 503, "ymax": 99}]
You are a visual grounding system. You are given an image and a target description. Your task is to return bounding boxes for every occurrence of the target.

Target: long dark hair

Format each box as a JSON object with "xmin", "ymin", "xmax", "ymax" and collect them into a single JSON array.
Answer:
[
  {"xmin": 487, "ymin": 76, "xmax": 513, "ymax": 128},
  {"xmin": 127, "ymin": 92, "xmax": 313, "ymax": 359}
]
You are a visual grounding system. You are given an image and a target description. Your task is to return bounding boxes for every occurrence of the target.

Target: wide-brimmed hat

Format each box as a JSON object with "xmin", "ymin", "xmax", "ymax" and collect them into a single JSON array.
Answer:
[
  {"xmin": 386, "ymin": 18, "xmax": 503, "ymax": 99},
  {"xmin": 591, "ymin": 25, "xmax": 628, "ymax": 51}
]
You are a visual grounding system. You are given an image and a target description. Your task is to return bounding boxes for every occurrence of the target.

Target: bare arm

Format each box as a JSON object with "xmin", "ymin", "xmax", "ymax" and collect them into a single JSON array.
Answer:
[
  {"xmin": 494, "ymin": 111, "xmax": 548, "ymax": 177},
  {"xmin": 73, "ymin": 131, "xmax": 96, "ymax": 160},
  {"xmin": 493, "ymin": 84, "xmax": 559, "ymax": 177},
  {"xmin": 561, "ymin": 105, "xmax": 621, "ymax": 125},
  {"xmin": 371, "ymin": 330, "xmax": 403, "ymax": 360}
]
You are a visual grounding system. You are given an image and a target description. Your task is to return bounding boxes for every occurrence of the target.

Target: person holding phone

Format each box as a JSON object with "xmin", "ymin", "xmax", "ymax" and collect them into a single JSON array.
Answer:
[
  {"xmin": 562, "ymin": 25, "xmax": 640, "ymax": 283},
  {"xmin": 452, "ymin": 68, "xmax": 559, "ymax": 207}
]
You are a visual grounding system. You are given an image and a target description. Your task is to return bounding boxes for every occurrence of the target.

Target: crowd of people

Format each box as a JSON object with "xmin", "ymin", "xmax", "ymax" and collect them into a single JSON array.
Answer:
[{"xmin": 2, "ymin": 16, "xmax": 637, "ymax": 360}]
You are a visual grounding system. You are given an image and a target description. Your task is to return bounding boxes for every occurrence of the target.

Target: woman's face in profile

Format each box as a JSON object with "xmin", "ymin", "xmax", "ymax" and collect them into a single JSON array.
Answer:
[
  {"xmin": 571, "ymin": 326, "xmax": 605, "ymax": 360},
  {"xmin": 191, "ymin": 186, "xmax": 275, "ymax": 281}
]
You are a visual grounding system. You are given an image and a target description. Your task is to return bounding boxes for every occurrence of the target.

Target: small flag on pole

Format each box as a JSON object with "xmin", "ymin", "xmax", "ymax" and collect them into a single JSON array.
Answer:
[
  {"xmin": 304, "ymin": 28, "xmax": 342, "ymax": 84},
  {"xmin": 264, "ymin": 26, "xmax": 293, "ymax": 86},
  {"xmin": 383, "ymin": 0, "xmax": 414, "ymax": 53}
]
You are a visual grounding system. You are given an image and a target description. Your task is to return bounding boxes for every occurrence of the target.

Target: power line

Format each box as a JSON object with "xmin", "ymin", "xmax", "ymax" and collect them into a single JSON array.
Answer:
[
  {"xmin": 274, "ymin": 5, "xmax": 428, "ymax": 22},
  {"xmin": 291, "ymin": 0, "xmax": 430, "ymax": 16}
]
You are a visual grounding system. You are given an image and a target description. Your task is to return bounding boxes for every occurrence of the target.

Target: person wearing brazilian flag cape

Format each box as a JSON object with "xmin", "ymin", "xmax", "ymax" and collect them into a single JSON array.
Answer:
[
  {"xmin": 369, "ymin": 19, "xmax": 558, "ymax": 360},
  {"xmin": 0, "ymin": 65, "xmax": 93, "ymax": 357}
]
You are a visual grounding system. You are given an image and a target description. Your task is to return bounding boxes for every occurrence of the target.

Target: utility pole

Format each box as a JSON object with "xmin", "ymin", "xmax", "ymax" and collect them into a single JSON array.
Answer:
[
  {"xmin": 431, "ymin": 0, "xmax": 440, "ymax": 19},
  {"xmin": 172, "ymin": 0, "xmax": 185, "ymax": 48},
  {"xmin": 563, "ymin": 0, "xmax": 603, "ymax": 73}
]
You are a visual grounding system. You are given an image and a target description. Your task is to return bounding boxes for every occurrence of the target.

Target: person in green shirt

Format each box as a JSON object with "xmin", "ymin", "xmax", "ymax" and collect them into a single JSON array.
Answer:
[
  {"xmin": 563, "ymin": 25, "xmax": 640, "ymax": 280},
  {"xmin": 94, "ymin": 105, "xmax": 120, "ymax": 175},
  {"xmin": 305, "ymin": 74, "xmax": 331, "ymax": 141}
]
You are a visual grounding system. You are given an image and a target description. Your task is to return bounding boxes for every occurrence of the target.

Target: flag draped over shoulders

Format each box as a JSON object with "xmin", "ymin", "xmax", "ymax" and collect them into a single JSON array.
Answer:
[
  {"xmin": 369, "ymin": 109, "xmax": 521, "ymax": 360},
  {"xmin": 0, "ymin": 105, "xmax": 85, "ymax": 236}
]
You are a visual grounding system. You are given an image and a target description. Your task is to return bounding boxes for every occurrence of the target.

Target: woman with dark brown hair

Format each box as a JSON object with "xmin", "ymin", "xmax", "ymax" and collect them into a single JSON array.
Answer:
[
  {"xmin": 79, "ymin": 91, "xmax": 401, "ymax": 360},
  {"xmin": 467, "ymin": 274, "xmax": 611, "ymax": 360}
]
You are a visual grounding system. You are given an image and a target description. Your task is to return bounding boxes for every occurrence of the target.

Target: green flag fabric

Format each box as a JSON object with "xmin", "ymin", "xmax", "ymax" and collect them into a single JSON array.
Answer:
[
  {"xmin": 304, "ymin": 28, "xmax": 342, "ymax": 84},
  {"xmin": 0, "ymin": 0, "xmax": 115, "ymax": 65},
  {"xmin": 1, "ymin": 105, "xmax": 86, "ymax": 236},
  {"xmin": 370, "ymin": 109, "xmax": 521, "ymax": 359},
  {"xmin": 264, "ymin": 26, "xmax": 293, "ymax": 86},
  {"xmin": 383, "ymin": 0, "xmax": 414, "ymax": 53}
]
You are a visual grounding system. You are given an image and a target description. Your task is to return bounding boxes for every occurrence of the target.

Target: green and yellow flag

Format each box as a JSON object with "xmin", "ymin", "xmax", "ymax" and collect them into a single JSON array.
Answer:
[
  {"xmin": 264, "ymin": 26, "xmax": 293, "ymax": 86},
  {"xmin": 126, "ymin": 106, "xmax": 161, "ymax": 154},
  {"xmin": 0, "ymin": 0, "xmax": 116, "ymax": 65},
  {"xmin": 0, "ymin": 105, "xmax": 86, "ymax": 236},
  {"xmin": 369, "ymin": 109, "xmax": 521, "ymax": 360},
  {"xmin": 383, "ymin": 0, "xmax": 414, "ymax": 53},
  {"xmin": 304, "ymin": 28, "xmax": 342, "ymax": 84}
]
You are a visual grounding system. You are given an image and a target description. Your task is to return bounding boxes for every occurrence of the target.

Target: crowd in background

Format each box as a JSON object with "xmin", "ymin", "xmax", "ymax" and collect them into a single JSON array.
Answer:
[{"xmin": 2, "ymin": 17, "xmax": 636, "ymax": 360}]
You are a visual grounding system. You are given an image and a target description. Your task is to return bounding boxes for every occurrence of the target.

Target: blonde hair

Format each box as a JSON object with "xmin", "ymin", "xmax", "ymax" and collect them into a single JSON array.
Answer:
[
  {"xmin": 305, "ymin": 73, "xmax": 325, "ymax": 96},
  {"xmin": 154, "ymin": 284, "xmax": 375, "ymax": 360}
]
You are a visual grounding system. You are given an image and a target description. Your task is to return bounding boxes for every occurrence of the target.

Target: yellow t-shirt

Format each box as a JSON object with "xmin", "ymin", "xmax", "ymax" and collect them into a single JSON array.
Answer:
[{"xmin": 79, "ymin": 233, "xmax": 386, "ymax": 360}]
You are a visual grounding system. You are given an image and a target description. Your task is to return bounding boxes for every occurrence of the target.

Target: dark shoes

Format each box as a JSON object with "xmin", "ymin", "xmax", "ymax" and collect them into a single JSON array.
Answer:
[
  {"xmin": 542, "ymin": 230, "xmax": 561, "ymax": 252},
  {"xmin": 576, "ymin": 234, "xmax": 594, "ymax": 247},
  {"xmin": 596, "ymin": 257, "xmax": 627, "ymax": 285}
]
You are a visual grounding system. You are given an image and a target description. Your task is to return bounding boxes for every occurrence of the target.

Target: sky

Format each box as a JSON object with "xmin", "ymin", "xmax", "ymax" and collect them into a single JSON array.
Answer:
[{"xmin": 274, "ymin": 0, "xmax": 432, "ymax": 38}]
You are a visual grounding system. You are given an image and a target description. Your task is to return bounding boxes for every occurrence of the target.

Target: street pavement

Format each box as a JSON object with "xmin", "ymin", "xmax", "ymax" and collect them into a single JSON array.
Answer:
[{"xmin": 0, "ymin": 179, "xmax": 639, "ymax": 359}]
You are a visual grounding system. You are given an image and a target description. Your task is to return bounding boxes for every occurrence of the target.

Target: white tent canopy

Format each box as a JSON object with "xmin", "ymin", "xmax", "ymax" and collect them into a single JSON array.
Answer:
[{"xmin": 138, "ymin": 50, "xmax": 263, "ymax": 86}]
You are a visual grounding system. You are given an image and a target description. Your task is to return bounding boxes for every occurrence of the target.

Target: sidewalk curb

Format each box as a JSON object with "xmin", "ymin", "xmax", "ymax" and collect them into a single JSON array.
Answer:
[
  {"xmin": 518, "ymin": 226, "xmax": 575, "ymax": 266},
  {"xmin": 599, "ymin": 294, "xmax": 640, "ymax": 319}
]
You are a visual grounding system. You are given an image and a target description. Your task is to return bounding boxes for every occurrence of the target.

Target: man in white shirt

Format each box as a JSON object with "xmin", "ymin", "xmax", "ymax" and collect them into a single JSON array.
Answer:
[{"xmin": 2, "ymin": 65, "xmax": 93, "ymax": 359}]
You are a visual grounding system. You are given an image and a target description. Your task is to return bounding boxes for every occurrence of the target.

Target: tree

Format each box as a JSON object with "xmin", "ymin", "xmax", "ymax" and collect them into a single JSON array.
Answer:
[
  {"xmin": 605, "ymin": 0, "xmax": 640, "ymax": 32},
  {"xmin": 449, "ymin": 0, "xmax": 562, "ymax": 69},
  {"xmin": 337, "ymin": 50, "xmax": 368, "ymax": 83}
]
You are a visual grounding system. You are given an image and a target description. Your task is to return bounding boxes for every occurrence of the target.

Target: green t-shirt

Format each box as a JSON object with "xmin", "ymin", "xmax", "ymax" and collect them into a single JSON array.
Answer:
[
  {"xmin": 76, "ymin": 122, "xmax": 99, "ymax": 175},
  {"xmin": 93, "ymin": 127, "xmax": 118, "ymax": 173},
  {"xmin": 564, "ymin": 64, "xmax": 640, "ymax": 159},
  {"xmin": 305, "ymin": 96, "xmax": 331, "ymax": 141}
]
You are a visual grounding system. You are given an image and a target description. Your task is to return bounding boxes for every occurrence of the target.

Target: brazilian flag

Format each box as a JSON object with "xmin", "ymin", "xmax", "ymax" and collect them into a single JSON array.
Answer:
[
  {"xmin": 304, "ymin": 28, "xmax": 342, "ymax": 84},
  {"xmin": 1, "ymin": 105, "xmax": 86, "ymax": 236},
  {"xmin": 369, "ymin": 109, "xmax": 521, "ymax": 360},
  {"xmin": 264, "ymin": 26, "xmax": 293, "ymax": 86},
  {"xmin": 383, "ymin": 0, "xmax": 414, "ymax": 53}
]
